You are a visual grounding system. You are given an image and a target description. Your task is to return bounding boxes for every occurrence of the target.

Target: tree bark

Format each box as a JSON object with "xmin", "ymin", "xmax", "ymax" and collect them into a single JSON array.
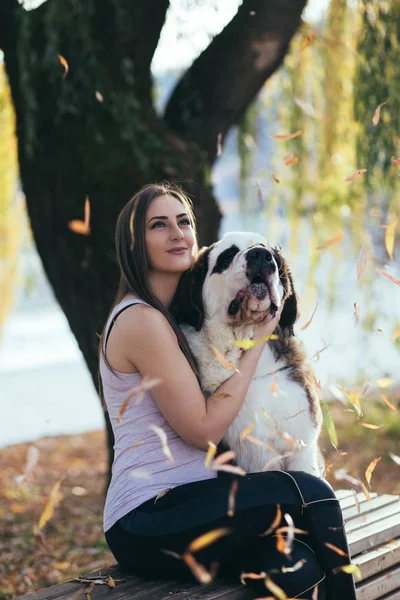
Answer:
[{"xmin": 1, "ymin": 0, "xmax": 306, "ymax": 483}]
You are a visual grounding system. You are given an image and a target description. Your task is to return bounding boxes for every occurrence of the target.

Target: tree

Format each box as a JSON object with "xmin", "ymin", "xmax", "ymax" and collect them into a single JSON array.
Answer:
[{"xmin": 0, "ymin": 0, "xmax": 307, "ymax": 475}]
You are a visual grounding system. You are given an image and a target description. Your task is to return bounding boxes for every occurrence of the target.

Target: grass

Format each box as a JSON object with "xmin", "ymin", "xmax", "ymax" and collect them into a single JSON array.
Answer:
[{"xmin": 0, "ymin": 396, "xmax": 399, "ymax": 599}]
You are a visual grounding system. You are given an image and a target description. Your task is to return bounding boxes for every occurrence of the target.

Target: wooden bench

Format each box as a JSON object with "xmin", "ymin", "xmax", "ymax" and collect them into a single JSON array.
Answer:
[{"xmin": 19, "ymin": 490, "xmax": 400, "ymax": 600}]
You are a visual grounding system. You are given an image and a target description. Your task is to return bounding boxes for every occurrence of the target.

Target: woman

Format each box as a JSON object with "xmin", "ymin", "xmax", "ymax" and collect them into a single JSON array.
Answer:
[{"xmin": 100, "ymin": 182, "xmax": 357, "ymax": 599}]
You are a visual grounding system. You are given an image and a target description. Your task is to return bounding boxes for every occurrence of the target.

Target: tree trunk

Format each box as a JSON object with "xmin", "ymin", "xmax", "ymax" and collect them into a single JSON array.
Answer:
[{"xmin": 1, "ymin": 0, "xmax": 306, "ymax": 484}]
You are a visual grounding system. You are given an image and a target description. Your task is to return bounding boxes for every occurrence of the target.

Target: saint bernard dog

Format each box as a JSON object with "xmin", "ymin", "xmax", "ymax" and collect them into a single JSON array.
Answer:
[{"xmin": 173, "ymin": 231, "xmax": 323, "ymax": 475}]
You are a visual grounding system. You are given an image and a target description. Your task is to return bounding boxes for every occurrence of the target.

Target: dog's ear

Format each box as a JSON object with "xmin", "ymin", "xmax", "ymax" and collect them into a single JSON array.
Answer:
[
  {"xmin": 273, "ymin": 247, "xmax": 298, "ymax": 336},
  {"xmin": 171, "ymin": 245, "xmax": 214, "ymax": 331}
]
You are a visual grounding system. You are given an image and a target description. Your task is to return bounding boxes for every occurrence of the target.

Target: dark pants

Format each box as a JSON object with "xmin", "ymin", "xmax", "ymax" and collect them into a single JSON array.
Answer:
[{"xmin": 105, "ymin": 471, "xmax": 357, "ymax": 600}]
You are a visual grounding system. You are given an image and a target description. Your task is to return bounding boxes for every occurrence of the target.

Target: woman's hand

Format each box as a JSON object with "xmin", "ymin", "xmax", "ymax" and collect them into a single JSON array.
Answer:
[{"xmin": 252, "ymin": 305, "xmax": 283, "ymax": 341}]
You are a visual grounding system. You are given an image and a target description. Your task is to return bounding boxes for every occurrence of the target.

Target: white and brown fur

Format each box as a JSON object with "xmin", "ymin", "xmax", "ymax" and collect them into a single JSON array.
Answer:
[{"xmin": 173, "ymin": 232, "xmax": 323, "ymax": 476}]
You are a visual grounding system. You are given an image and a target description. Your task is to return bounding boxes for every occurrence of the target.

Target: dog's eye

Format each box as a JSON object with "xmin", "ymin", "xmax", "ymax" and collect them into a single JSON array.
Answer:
[{"xmin": 211, "ymin": 245, "xmax": 240, "ymax": 274}]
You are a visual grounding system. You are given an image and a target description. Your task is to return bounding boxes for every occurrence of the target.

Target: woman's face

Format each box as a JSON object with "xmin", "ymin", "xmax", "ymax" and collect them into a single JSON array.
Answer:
[{"xmin": 145, "ymin": 194, "xmax": 196, "ymax": 274}]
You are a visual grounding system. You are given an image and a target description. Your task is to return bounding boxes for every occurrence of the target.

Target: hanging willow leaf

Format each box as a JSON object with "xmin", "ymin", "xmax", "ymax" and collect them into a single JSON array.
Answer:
[
  {"xmin": 365, "ymin": 457, "xmax": 381, "ymax": 487},
  {"xmin": 321, "ymin": 401, "xmax": 338, "ymax": 448},
  {"xmin": 356, "ymin": 246, "xmax": 368, "ymax": 282},
  {"xmin": 384, "ymin": 220, "xmax": 396, "ymax": 259}
]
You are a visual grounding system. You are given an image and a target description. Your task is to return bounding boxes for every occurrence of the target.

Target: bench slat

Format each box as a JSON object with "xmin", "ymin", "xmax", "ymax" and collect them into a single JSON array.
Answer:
[
  {"xmin": 340, "ymin": 492, "xmax": 378, "ymax": 511},
  {"xmin": 344, "ymin": 495, "xmax": 400, "ymax": 522},
  {"xmin": 348, "ymin": 514, "xmax": 400, "ymax": 557},
  {"xmin": 356, "ymin": 565, "xmax": 400, "ymax": 600},
  {"xmin": 353, "ymin": 539, "xmax": 400, "ymax": 580},
  {"xmin": 346, "ymin": 501, "xmax": 400, "ymax": 534}
]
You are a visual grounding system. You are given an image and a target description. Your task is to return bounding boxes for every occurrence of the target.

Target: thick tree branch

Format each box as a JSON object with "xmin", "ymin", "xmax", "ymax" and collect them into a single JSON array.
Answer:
[{"xmin": 164, "ymin": 0, "xmax": 307, "ymax": 162}]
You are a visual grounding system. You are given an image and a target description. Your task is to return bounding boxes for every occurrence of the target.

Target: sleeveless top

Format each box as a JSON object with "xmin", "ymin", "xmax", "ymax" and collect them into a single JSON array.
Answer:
[{"xmin": 100, "ymin": 298, "xmax": 217, "ymax": 532}]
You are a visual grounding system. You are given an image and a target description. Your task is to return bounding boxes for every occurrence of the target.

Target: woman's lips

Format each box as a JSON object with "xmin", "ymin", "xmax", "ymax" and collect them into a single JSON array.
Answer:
[{"xmin": 167, "ymin": 248, "xmax": 188, "ymax": 255}]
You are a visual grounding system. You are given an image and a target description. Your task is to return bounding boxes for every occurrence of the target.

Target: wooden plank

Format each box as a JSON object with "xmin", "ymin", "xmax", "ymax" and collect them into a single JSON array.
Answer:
[
  {"xmin": 344, "ymin": 495, "xmax": 400, "ymax": 523},
  {"xmin": 337, "ymin": 489, "xmax": 355, "ymax": 501},
  {"xmin": 356, "ymin": 564, "xmax": 400, "ymax": 600},
  {"xmin": 346, "ymin": 502, "xmax": 400, "ymax": 534},
  {"xmin": 348, "ymin": 514, "xmax": 400, "ymax": 556},
  {"xmin": 378, "ymin": 590, "xmax": 400, "ymax": 600},
  {"xmin": 340, "ymin": 492, "xmax": 377, "ymax": 511},
  {"xmin": 353, "ymin": 539, "xmax": 400, "ymax": 580}
]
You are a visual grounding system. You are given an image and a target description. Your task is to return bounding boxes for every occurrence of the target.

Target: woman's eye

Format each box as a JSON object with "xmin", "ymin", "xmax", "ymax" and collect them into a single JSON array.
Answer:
[
  {"xmin": 179, "ymin": 219, "xmax": 191, "ymax": 227},
  {"xmin": 151, "ymin": 221, "xmax": 165, "ymax": 229}
]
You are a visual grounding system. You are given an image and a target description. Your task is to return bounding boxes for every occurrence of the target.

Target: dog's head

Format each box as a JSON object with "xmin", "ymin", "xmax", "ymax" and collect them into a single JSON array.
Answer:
[{"xmin": 174, "ymin": 232, "xmax": 298, "ymax": 335}]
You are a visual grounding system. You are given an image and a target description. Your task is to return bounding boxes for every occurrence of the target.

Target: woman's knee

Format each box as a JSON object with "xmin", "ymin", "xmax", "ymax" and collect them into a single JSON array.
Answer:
[{"xmin": 288, "ymin": 471, "xmax": 336, "ymax": 504}]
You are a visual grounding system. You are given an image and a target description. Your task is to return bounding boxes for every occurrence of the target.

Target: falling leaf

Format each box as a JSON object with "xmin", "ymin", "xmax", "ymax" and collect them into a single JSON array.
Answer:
[
  {"xmin": 376, "ymin": 268, "xmax": 400, "ymax": 287},
  {"xmin": 227, "ymin": 480, "xmax": 239, "ymax": 517},
  {"xmin": 15, "ymin": 446, "xmax": 40, "ymax": 485},
  {"xmin": 356, "ymin": 246, "xmax": 368, "ymax": 282},
  {"xmin": 261, "ymin": 407, "xmax": 276, "ymax": 423},
  {"xmin": 38, "ymin": 479, "xmax": 64, "ymax": 530},
  {"xmin": 281, "ymin": 513, "xmax": 295, "ymax": 556},
  {"xmin": 351, "ymin": 489, "xmax": 361, "ymax": 515},
  {"xmin": 270, "ymin": 380, "xmax": 279, "ymax": 394},
  {"xmin": 321, "ymin": 401, "xmax": 338, "ymax": 447},
  {"xmin": 272, "ymin": 174, "xmax": 280, "ymax": 184},
  {"xmin": 106, "ymin": 576, "xmax": 116, "ymax": 588},
  {"xmin": 391, "ymin": 156, "xmax": 400, "ymax": 166},
  {"xmin": 382, "ymin": 395, "xmax": 398, "ymax": 413},
  {"xmin": 68, "ymin": 196, "xmax": 91, "ymax": 236},
  {"xmin": 58, "ymin": 54, "xmax": 69, "ymax": 78},
  {"xmin": 353, "ymin": 303, "xmax": 360, "ymax": 326},
  {"xmin": 182, "ymin": 552, "xmax": 212, "ymax": 583},
  {"xmin": 294, "ymin": 97, "xmax": 320, "ymax": 120},
  {"xmin": 333, "ymin": 564, "xmax": 361, "ymax": 580},
  {"xmin": 281, "ymin": 559, "xmax": 307, "ymax": 573},
  {"xmin": 316, "ymin": 231, "xmax": 344, "ymax": 250},
  {"xmin": 301, "ymin": 32, "xmax": 316, "ymax": 50},
  {"xmin": 240, "ymin": 572, "xmax": 266, "ymax": 585},
  {"xmin": 260, "ymin": 505, "xmax": 282, "ymax": 537},
  {"xmin": 241, "ymin": 422, "xmax": 256, "ymax": 439},
  {"xmin": 217, "ymin": 132, "xmax": 223, "ymax": 157},
  {"xmin": 324, "ymin": 542, "xmax": 348, "ymax": 557},
  {"xmin": 210, "ymin": 344, "xmax": 240, "ymax": 373},
  {"xmin": 84, "ymin": 582, "xmax": 94, "ymax": 600},
  {"xmin": 360, "ymin": 423, "xmax": 381, "ymax": 430},
  {"xmin": 205, "ymin": 441, "xmax": 217, "ymax": 468},
  {"xmin": 149, "ymin": 425, "xmax": 174, "ymax": 463},
  {"xmin": 312, "ymin": 585, "xmax": 319, "ymax": 599},
  {"xmin": 256, "ymin": 182, "xmax": 263, "ymax": 208},
  {"xmin": 300, "ymin": 301, "xmax": 318, "ymax": 331},
  {"xmin": 285, "ymin": 156, "xmax": 299, "ymax": 167},
  {"xmin": 384, "ymin": 219, "xmax": 397, "ymax": 259},
  {"xmin": 376, "ymin": 377, "xmax": 393, "ymax": 388},
  {"xmin": 344, "ymin": 169, "xmax": 367, "ymax": 181},
  {"xmin": 273, "ymin": 130, "xmax": 303, "ymax": 141},
  {"xmin": 372, "ymin": 99, "xmax": 390, "ymax": 126},
  {"xmin": 264, "ymin": 575, "xmax": 288, "ymax": 599},
  {"xmin": 234, "ymin": 335, "xmax": 278, "ymax": 349},
  {"xmin": 212, "ymin": 464, "xmax": 247, "ymax": 476},
  {"xmin": 365, "ymin": 457, "xmax": 381, "ymax": 487},
  {"xmin": 95, "ymin": 90, "xmax": 104, "ymax": 102},
  {"xmin": 391, "ymin": 328, "xmax": 400, "ymax": 340},
  {"xmin": 389, "ymin": 452, "xmax": 400, "ymax": 466},
  {"xmin": 246, "ymin": 435, "xmax": 271, "ymax": 448},
  {"xmin": 213, "ymin": 450, "xmax": 236, "ymax": 465},
  {"xmin": 117, "ymin": 377, "xmax": 162, "ymax": 421},
  {"xmin": 188, "ymin": 528, "xmax": 232, "ymax": 553},
  {"xmin": 154, "ymin": 488, "xmax": 171, "ymax": 504}
]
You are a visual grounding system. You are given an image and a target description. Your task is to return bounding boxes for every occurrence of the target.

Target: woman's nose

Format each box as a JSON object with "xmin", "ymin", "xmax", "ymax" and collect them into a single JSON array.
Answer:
[{"xmin": 171, "ymin": 224, "xmax": 184, "ymax": 240}]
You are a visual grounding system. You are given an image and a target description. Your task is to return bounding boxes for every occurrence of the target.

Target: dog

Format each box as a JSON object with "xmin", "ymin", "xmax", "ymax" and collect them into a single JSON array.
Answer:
[{"xmin": 173, "ymin": 231, "xmax": 323, "ymax": 475}]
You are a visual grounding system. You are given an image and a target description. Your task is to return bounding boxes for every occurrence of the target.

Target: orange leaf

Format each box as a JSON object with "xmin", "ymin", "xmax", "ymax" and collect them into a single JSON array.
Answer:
[
  {"xmin": 391, "ymin": 156, "xmax": 400, "ymax": 166},
  {"xmin": 356, "ymin": 246, "xmax": 368, "ymax": 282},
  {"xmin": 391, "ymin": 328, "xmax": 400, "ymax": 340},
  {"xmin": 182, "ymin": 552, "xmax": 212, "ymax": 583},
  {"xmin": 210, "ymin": 344, "xmax": 239, "ymax": 372},
  {"xmin": 264, "ymin": 574, "xmax": 288, "ymax": 599},
  {"xmin": 188, "ymin": 528, "xmax": 231, "ymax": 553},
  {"xmin": 117, "ymin": 377, "xmax": 162, "ymax": 421},
  {"xmin": 68, "ymin": 196, "xmax": 91, "ymax": 236},
  {"xmin": 365, "ymin": 457, "xmax": 381, "ymax": 487},
  {"xmin": 260, "ymin": 504, "xmax": 282, "ymax": 537},
  {"xmin": 284, "ymin": 156, "xmax": 299, "ymax": 166},
  {"xmin": 372, "ymin": 99, "xmax": 390, "ymax": 126},
  {"xmin": 376, "ymin": 268, "xmax": 400, "ymax": 287},
  {"xmin": 316, "ymin": 232, "xmax": 344, "ymax": 250},
  {"xmin": 382, "ymin": 395, "xmax": 398, "ymax": 413},
  {"xmin": 360, "ymin": 423, "xmax": 381, "ymax": 430},
  {"xmin": 58, "ymin": 54, "xmax": 69, "ymax": 78},
  {"xmin": 227, "ymin": 479, "xmax": 239, "ymax": 517},
  {"xmin": 344, "ymin": 169, "xmax": 367, "ymax": 181},
  {"xmin": 301, "ymin": 32, "xmax": 316, "ymax": 51},
  {"xmin": 273, "ymin": 130, "xmax": 303, "ymax": 141},
  {"xmin": 241, "ymin": 422, "xmax": 256, "ymax": 439},
  {"xmin": 300, "ymin": 301, "xmax": 318, "ymax": 331},
  {"xmin": 38, "ymin": 478, "xmax": 64, "ymax": 530},
  {"xmin": 324, "ymin": 542, "xmax": 348, "ymax": 557}
]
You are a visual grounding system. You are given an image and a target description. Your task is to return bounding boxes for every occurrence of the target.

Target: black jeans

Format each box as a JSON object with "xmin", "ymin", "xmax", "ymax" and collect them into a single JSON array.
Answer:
[{"xmin": 105, "ymin": 471, "xmax": 356, "ymax": 600}]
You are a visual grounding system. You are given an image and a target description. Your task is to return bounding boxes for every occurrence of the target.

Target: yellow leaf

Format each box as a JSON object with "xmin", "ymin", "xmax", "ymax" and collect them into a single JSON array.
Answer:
[
  {"xmin": 316, "ymin": 231, "xmax": 344, "ymax": 250},
  {"xmin": 38, "ymin": 479, "xmax": 64, "ymax": 530},
  {"xmin": 260, "ymin": 505, "xmax": 282, "ymax": 537},
  {"xmin": 227, "ymin": 479, "xmax": 239, "ymax": 517},
  {"xmin": 356, "ymin": 246, "xmax": 368, "ymax": 282},
  {"xmin": 210, "ymin": 344, "xmax": 239, "ymax": 372},
  {"xmin": 204, "ymin": 441, "xmax": 217, "ymax": 468},
  {"xmin": 365, "ymin": 457, "xmax": 381, "ymax": 487},
  {"xmin": 372, "ymin": 99, "xmax": 390, "ymax": 126},
  {"xmin": 301, "ymin": 32, "xmax": 316, "ymax": 51},
  {"xmin": 376, "ymin": 377, "xmax": 392, "ymax": 388},
  {"xmin": 344, "ymin": 169, "xmax": 367, "ymax": 181},
  {"xmin": 273, "ymin": 130, "xmax": 303, "ymax": 141},
  {"xmin": 213, "ymin": 450, "xmax": 236, "ymax": 465},
  {"xmin": 391, "ymin": 328, "xmax": 400, "ymax": 340},
  {"xmin": 300, "ymin": 301, "xmax": 318, "ymax": 331},
  {"xmin": 360, "ymin": 423, "xmax": 381, "ymax": 430},
  {"xmin": 107, "ymin": 576, "xmax": 116, "ymax": 588},
  {"xmin": 234, "ymin": 334, "xmax": 278, "ymax": 349},
  {"xmin": 382, "ymin": 395, "xmax": 398, "ymax": 413},
  {"xmin": 321, "ymin": 401, "xmax": 338, "ymax": 447},
  {"xmin": 285, "ymin": 156, "xmax": 299, "ymax": 166},
  {"xmin": 58, "ymin": 54, "xmax": 69, "ymax": 78},
  {"xmin": 384, "ymin": 219, "xmax": 396, "ymax": 259},
  {"xmin": 333, "ymin": 564, "xmax": 361, "ymax": 580},
  {"xmin": 240, "ymin": 422, "xmax": 256, "ymax": 439},
  {"xmin": 264, "ymin": 575, "xmax": 288, "ymax": 599},
  {"xmin": 188, "ymin": 528, "xmax": 232, "ymax": 553},
  {"xmin": 376, "ymin": 268, "xmax": 400, "ymax": 287}
]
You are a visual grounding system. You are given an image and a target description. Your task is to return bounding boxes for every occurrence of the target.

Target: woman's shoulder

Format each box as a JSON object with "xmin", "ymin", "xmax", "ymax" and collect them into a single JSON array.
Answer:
[{"xmin": 116, "ymin": 297, "xmax": 172, "ymax": 336}]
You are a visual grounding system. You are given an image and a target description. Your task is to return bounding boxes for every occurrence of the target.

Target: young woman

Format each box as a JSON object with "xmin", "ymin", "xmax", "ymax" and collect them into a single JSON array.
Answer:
[{"xmin": 100, "ymin": 183, "xmax": 357, "ymax": 600}]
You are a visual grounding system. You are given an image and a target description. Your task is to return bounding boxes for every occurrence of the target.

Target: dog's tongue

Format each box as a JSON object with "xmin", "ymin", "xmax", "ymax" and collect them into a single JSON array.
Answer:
[{"xmin": 248, "ymin": 282, "xmax": 268, "ymax": 299}]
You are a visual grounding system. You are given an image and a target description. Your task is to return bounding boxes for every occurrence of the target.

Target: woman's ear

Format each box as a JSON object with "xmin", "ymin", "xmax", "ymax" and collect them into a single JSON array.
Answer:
[
  {"xmin": 273, "ymin": 247, "xmax": 298, "ymax": 336},
  {"xmin": 172, "ymin": 245, "xmax": 214, "ymax": 331}
]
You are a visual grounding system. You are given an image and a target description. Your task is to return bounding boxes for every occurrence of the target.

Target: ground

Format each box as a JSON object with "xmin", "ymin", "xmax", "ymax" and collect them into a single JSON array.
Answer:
[{"xmin": 0, "ymin": 399, "xmax": 399, "ymax": 599}]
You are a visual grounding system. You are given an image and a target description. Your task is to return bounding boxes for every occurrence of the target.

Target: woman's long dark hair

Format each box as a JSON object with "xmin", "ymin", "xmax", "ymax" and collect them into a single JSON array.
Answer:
[{"xmin": 98, "ymin": 182, "xmax": 200, "ymax": 401}]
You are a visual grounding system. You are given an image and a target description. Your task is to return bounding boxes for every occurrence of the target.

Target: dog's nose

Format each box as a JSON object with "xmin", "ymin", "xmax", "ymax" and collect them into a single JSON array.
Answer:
[{"xmin": 247, "ymin": 247, "xmax": 273, "ymax": 264}]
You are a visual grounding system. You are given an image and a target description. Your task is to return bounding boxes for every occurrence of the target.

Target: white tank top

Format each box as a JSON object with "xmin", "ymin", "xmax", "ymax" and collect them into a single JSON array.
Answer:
[{"xmin": 100, "ymin": 298, "xmax": 217, "ymax": 532}]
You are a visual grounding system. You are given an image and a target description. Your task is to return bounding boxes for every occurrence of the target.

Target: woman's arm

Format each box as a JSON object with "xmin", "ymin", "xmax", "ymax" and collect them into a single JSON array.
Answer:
[{"xmin": 115, "ymin": 305, "xmax": 280, "ymax": 451}]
